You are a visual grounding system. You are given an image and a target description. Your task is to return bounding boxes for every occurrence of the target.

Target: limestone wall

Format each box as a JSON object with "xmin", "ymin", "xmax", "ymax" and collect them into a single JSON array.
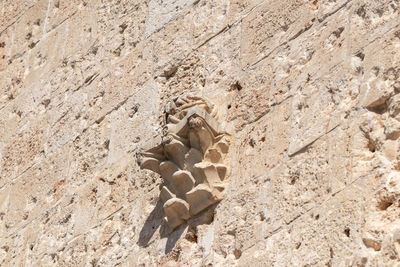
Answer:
[{"xmin": 1, "ymin": 0, "xmax": 400, "ymax": 266}]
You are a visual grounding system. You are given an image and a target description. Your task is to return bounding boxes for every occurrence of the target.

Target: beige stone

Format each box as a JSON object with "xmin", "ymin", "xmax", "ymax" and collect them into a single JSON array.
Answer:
[{"xmin": 2, "ymin": 0, "xmax": 400, "ymax": 266}]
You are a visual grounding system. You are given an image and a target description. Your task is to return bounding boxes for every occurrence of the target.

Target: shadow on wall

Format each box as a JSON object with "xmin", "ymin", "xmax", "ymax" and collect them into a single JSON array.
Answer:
[
  {"xmin": 137, "ymin": 199, "xmax": 186, "ymax": 253},
  {"xmin": 138, "ymin": 198, "xmax": 217, "ymax": 254}
]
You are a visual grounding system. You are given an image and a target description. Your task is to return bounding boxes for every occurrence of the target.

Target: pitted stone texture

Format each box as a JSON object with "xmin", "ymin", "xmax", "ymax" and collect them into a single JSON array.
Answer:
[{"xmin": 2, "ymin": 0, "xmax": 400, "ymax": 266}]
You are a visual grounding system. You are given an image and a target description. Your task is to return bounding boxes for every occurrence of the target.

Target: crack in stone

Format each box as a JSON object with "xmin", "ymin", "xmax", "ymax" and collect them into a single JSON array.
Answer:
[{"xmin": 0, "ymin": 4, "xmax": 36, "ymax": 35}]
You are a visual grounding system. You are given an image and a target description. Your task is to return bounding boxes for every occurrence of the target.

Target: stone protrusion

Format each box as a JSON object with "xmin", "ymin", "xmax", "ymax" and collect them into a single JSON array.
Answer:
[
  {"xmin": 184, "ymin": 148, "xmax": 203, "ymax": 173},
  {"xmin": 139, "ymin": 94, "xmax": 231, "ymax": 229},
  {"xmin": 194, "ymin": 162, "xmax": 223, "ymax": 187},
  {"xmin": 164, "ymin": 139, "xmax": 189, "ymax": 169},
  {"xmin": 186, "ymin": 184, "xmax": 216, "ymax": 216},
  {"xmin": 172, "ymin": 170, "xmax": 195, "ymax": 195},
  {"xmin": 163, "ymin": 198, "xmax": 190, "ymax": 229},
  {"xmin": 193, "ymin": 127, "xmax": 213, "ymax": 153},
  {"xmin": 140, "ymin": 157, "xmax": 161, "ymax": 174},
  {"xmin": 205, "ymin": 148, "xmax": 222, "ymax": 163},
  {"xmin": 159, "ymin": 160, "xmax": 179, "ymax": 185}
]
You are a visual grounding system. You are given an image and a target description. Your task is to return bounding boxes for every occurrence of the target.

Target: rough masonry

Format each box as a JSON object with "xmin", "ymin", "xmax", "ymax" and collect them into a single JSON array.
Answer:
[{"xmin": 1, "ymin": 0, "xmax": 400, "ymax": 266}]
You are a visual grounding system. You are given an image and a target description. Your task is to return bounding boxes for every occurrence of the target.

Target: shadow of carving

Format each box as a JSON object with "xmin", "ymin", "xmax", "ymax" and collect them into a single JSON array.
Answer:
[
  {"xmin": 161, "ymin": 202, "xmax": 217, "ymax": 253},
  {"xmin": 163, "ymin": 224, "xmax": 186, "ymax": 254},
  {"xmin": 138, "ymin": 198, "xmax": 218, "ymax": 253},
  {"xmin": 137, "ymin": 198, "xmax": 186, "ymax": 253},
  {"xmin": 138, "ymin": 199, "xmax": 164, "ymax": 247}
]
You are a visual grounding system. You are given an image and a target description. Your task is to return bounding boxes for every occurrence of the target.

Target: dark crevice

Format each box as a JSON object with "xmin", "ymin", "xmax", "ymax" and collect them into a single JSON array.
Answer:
[
  {"xmin": 377, "ymin": 197, "xmax": 394, "ymax": 211},
  {"xmin": 366, "ymin": 101, "xmax": 389, "ymax": 114}
]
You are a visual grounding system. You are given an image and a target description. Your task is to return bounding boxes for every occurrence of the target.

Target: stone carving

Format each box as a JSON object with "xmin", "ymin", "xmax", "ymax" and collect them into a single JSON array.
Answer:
[{"xmin": 138, "ymin": 95, "xmax": 231, "ymax": 229}]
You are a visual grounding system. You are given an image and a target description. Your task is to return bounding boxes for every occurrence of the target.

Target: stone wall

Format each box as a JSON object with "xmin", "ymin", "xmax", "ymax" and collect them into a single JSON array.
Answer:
[{"xmin": 1, "ymin": 0, "xmax": 400, "ymax": 266}]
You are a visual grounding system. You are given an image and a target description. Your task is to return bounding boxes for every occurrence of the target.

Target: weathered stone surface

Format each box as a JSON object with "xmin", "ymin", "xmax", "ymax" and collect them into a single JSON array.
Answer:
[{"xmin": 1, "ymin": 0, "xmax": 400, "ymax": 266}]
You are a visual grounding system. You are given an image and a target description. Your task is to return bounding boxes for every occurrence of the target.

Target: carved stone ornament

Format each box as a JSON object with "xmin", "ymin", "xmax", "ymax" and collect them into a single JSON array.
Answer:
[{"xmin": 138, "ymin": 94, "xmax": 231, "ymax": 229}]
